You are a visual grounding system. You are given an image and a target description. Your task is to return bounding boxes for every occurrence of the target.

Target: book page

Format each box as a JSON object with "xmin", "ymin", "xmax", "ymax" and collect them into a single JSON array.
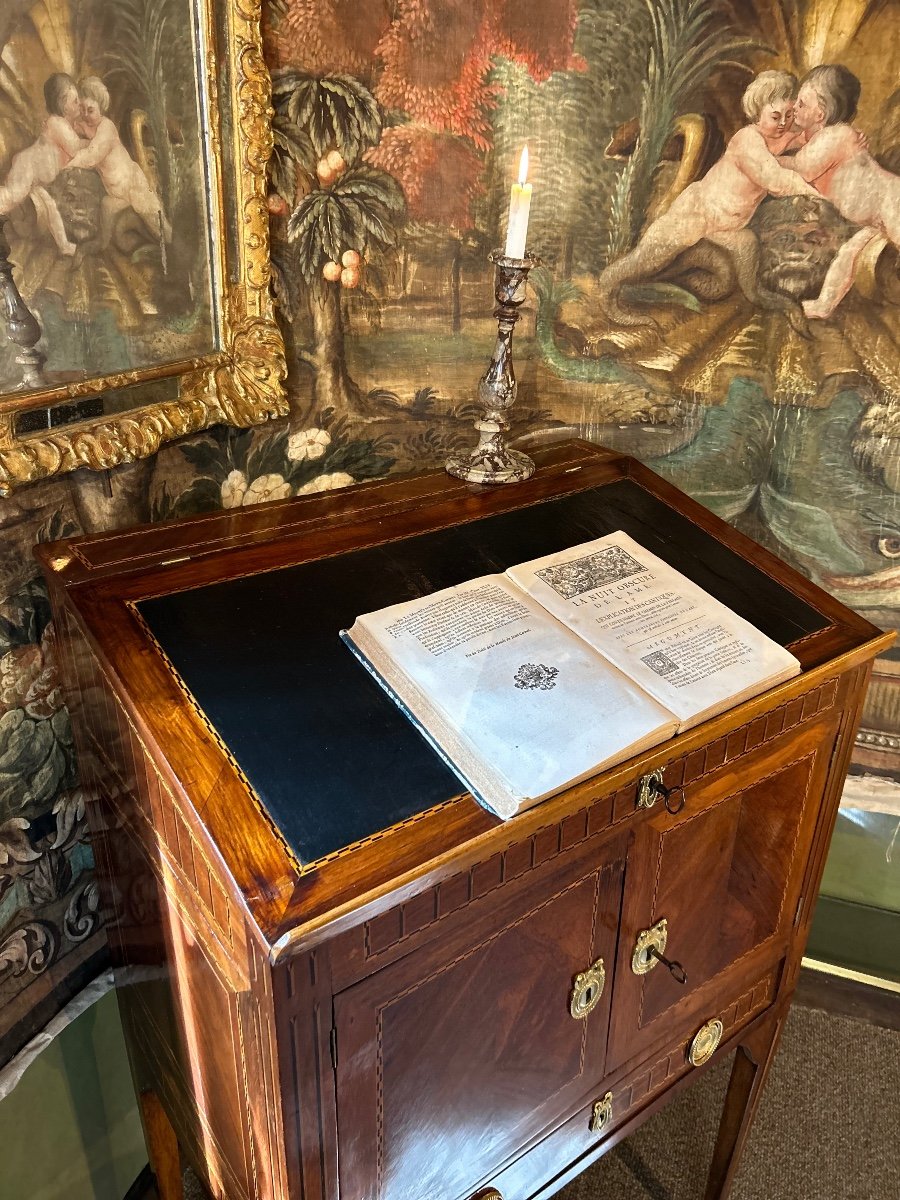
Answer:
[
  {"xmin": 347, "ymin": 575, "xmax": 676, "ymax": 817},
  {"xmin": 507, "ymin": 533, "xmax": 800, "ymax": 729}
]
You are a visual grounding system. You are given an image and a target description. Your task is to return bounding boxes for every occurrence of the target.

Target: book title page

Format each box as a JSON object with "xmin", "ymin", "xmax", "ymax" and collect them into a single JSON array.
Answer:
[{"xmin": 508, "ymin": 533, "xmax": 800, "ymax": 727}]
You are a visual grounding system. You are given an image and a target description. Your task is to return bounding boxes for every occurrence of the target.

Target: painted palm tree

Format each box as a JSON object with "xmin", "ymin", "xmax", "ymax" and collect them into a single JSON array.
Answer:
[
  {"xmin": 102, "ymin": 0, "xmax": 180, "ymax": 208},
  {"xmin": 607, "ymin": 0, "xmax": 761, "ymax": 256},
  {"xmin": 269, "ymin": 71, "xmax": 405, "ymax": 412}
]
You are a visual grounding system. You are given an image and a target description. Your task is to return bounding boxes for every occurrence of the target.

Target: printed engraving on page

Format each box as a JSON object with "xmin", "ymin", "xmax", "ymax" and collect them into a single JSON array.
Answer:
[
  {"xmin": 641, "ymin": 650, "xmax": 679, "ymax": 677},
  {"xmin": 535, "ymin": 547, "xmax": 647, "ymax": 599},
  {"xmin": 514, "ymin": 664, "xmax": 559, "ymax": 690}
]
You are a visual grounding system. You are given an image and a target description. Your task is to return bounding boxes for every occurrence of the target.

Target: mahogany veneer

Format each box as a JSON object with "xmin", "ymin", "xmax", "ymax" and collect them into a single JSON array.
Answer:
[{"xmin": 37, "ymin": 442, "xmax": 892, "ymax": 1200}]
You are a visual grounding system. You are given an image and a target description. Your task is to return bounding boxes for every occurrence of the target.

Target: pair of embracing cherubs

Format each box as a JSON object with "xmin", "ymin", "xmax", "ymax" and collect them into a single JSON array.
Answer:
[
  {"xmin": 0, "ymin": 72, "xmax": 171, "ymax": 257},
  {"xmin": 601, "ymin": 65, "xmax": 899, "ymax": 324}
]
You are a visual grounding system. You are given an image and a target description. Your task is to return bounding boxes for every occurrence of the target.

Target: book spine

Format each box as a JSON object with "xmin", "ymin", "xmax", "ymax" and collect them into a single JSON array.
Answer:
[{"xmin": 338, "ymin": 631, "xmax": 507, "ymax": 820}]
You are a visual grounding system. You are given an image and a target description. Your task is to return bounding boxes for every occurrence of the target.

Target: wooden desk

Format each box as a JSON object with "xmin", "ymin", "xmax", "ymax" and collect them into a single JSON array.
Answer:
[{"xmin": 37, "ymin": 442, "xmax": 891, "ymax": 1200}]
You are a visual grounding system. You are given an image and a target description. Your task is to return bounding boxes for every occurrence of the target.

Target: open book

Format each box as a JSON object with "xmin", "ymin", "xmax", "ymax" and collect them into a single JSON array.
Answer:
[{"xmin": 341, "ymin": 531, "xmax": 801, "ymax": 820}]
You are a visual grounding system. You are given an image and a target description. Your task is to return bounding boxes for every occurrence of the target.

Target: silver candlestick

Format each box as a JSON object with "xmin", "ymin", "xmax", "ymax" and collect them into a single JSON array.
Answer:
[
  {"xmin": 0, "ymin": 219, "xmax": 45, "ymax": 390},
  {"xmin": 446, "ymin": 248, "xmax": 540, "ymax": 484}
]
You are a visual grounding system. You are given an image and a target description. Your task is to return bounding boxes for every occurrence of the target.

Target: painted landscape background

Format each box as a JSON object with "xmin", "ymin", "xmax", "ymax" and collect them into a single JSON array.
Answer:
[{"xmin": 1, "ymin": 0, "xmax": 899, "ymax": 1066}]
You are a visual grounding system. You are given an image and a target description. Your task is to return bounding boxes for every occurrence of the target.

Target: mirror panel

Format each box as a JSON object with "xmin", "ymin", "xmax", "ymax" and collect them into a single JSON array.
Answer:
[{"xmin": 0, "ymin": 0, "xmax": 286, "ymax": 493}]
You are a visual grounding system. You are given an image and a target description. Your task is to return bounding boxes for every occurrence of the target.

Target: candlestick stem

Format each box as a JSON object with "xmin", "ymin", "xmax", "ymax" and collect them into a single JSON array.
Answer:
[
  {"xmin": 0, "ymin": 220, "xmax": 45, "ymax": 390},
  {"xmin": 446, "ymin": 249, "xmax": 540, "ymax": 485}
]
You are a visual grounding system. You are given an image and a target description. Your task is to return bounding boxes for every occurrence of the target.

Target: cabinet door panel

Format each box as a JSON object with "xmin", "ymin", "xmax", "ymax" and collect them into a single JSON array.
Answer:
[
  {"xmin": 609, "ymin": 714, "xmax": 838, "ymax": 1070},
  {"xmin": 334, "ymin": 854, "xmax": 624, "ymax": 1200}
]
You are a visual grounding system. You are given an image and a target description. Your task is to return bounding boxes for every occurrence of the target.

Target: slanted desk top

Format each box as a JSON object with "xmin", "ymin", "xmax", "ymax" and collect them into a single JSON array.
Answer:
[
  {"xmin": 136, "ymin": 476, "xmax": 828, "ymax": 863},
  {"xmin": 38, "ymin": 441, "xmax": 886, "ymax": 952}
]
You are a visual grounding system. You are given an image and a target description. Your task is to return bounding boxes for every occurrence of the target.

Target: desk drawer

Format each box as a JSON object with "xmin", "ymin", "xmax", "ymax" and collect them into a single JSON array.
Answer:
[{"xmin": 475, "ymin": 966, "xmax": 779, "ymax": 1200}]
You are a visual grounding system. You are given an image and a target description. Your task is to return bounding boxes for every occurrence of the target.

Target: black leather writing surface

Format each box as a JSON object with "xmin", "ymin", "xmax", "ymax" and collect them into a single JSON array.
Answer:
[{"xmin": 138, "ymin": 480, "xmax": 828, "ymax": 865}]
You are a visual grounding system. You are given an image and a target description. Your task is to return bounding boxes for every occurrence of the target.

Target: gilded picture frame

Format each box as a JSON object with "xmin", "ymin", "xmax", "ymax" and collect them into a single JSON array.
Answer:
[{"xmin": 0, "ymin": 0, "xmax": 287, "ymax": 495}]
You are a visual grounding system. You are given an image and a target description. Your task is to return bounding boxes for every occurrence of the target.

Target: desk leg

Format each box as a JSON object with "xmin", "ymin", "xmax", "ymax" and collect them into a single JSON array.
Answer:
[
  {"xmin": 140, "ymin": 1090, "xmax": 184, "ymax": 1200},
  {"xmin": 704, "ymin": 1010, "xmax": 785, "ymax": 1200}
]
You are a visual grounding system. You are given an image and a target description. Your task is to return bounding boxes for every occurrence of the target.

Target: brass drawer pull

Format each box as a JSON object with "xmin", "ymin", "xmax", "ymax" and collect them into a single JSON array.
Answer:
[
  {"xmin": 637, "ymin": 770, "xmax": 685, "ymax": 814},
  {"xmin": 589, "ymin": 1091, "xmax": 613, "ymax": 1134},
  {"xmin": 471, "ymin": 1190, "xmax": 503, "ymax": 1200},
  {"xmin": 570, "ymin": 957, "xmax": 606, "ymax": 1019},
  {"xmin": 631, "ymin": 919, "xmax": 688, "ymax": 985},
  {"xmin": 688, "ymin": 1018, "xmax": 724, "ymax": 1066}
]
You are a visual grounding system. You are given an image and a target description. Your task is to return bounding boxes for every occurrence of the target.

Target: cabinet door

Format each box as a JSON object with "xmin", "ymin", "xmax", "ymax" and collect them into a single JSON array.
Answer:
[
  {"xmin": 333, "ymin": 849, "xmax": 624, "ymax": 1200},
  {"xmin": 609, "ymin": 712, "xmax": 838, "ymax": 1070}
]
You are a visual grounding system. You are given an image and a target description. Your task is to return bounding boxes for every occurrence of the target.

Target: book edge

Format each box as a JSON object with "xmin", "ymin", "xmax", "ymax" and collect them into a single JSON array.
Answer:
[{"xmin": 339, "ymin": 630, "xmax": 518, "ymax": 819}]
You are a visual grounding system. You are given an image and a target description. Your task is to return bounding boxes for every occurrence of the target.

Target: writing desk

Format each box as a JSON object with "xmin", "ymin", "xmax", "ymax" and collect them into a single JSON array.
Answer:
[{"xmin": 38, "ymin": 441, "xmax": 890, "ymax": 1200}]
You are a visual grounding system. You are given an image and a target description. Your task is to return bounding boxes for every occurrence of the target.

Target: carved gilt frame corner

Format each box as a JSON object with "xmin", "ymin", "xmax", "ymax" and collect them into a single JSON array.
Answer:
[{"xmin": 0, "ymin": 0, "xmax": 287, "ymax": 496}]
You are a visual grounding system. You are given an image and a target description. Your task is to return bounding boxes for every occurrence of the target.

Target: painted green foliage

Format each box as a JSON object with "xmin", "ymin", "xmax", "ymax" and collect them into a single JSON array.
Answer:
[
  {"xmin": 0, "ymin": 511, "xmax": 96, "ymax": 1006},
  {"xmin": 264, "ymin": 0, "xmax": 584, "ymax": 415}
]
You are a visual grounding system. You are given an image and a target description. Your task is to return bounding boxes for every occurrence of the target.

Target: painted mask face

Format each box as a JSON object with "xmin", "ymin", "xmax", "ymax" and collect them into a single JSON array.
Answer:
[
  {"xmin": 752, "ymin": 195, "xmax": 855, "ymax": 299},
  {"xmin": 47, "ymin": 167, "xmax": 104, "ymax": 243}
]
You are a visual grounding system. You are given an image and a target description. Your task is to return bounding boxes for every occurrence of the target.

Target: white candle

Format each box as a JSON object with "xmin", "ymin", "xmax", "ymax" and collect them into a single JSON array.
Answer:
[{"xmin": 504, "ymin": 146, "xmax": 532, "ymax": 259}]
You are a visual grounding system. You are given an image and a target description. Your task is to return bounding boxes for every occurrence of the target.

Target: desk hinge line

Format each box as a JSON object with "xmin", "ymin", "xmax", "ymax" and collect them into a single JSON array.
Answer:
[
  {"xmin": 330, "ymin": 1026, "xmax": 338, "ymax": 1070},
  {"xmin": 795, "ymin": 894, "xmax": 804, "ymax": 926}
]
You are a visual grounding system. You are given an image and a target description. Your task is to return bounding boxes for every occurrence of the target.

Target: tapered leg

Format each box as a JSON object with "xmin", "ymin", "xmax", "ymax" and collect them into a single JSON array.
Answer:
[
  {"xmin": 139, "ymin": 1089, "xmax": 184, "ymax": 1200},
  {"xmin": 704, "ymin": 1010, "xmax": 786, "ymax": 1200}
]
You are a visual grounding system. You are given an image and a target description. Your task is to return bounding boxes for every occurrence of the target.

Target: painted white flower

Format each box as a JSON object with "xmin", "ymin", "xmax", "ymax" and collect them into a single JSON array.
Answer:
[
  {"xmin": 221, "ymin": 469, "xmax": 248, "ymax": 509},
  {"xmin": 296, "ymin": 471, "xmax": 356, "ymax": 495},
  {"xmin": 287, "ymin": 427, "xmax": 331, "ymax": 462},
  {"xmin": 242, "ymin": 473, "xmax": 292, "ymax": 506}
]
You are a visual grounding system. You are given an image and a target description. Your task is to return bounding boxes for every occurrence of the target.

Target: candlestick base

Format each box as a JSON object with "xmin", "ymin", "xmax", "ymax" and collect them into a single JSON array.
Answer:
[
  {"xmin": 445, "ymin": 420, "xmax": 535, "ymax": 484},
  {"xmin": 445, "ymin": 248, "xmax": 540, "ymax": 486}
]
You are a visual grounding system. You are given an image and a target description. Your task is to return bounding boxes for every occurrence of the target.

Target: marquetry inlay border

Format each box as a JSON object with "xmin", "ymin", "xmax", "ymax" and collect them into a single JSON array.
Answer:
[
  {"xmin": 612, "ymin": 969, "xmax": 778, "ymax": 1119},
  {"xmin": 55, "ymin": 607, "xmax": 250, "ymax": 980},
  {"xmin": 361, "ymin": 678, "xmax": 840, "ymax": 963}
]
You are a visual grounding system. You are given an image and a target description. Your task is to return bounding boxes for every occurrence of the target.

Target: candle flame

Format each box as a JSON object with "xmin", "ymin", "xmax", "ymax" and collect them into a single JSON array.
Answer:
[{"xmin": 518, "ymin": 145, "xmax": 529, "ymax": 186}]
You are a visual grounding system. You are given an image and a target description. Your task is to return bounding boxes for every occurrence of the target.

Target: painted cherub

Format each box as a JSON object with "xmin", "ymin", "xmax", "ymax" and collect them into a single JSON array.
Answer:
[
  {"xmin": 598, "ymin": 70, "xmax": 822, "ymax": 322},
  {"xmin": 63, "ymin": 76, "xmax": 172, "ymax": 247},
  {"xmin": 783, "ymin": 65, "xmax": 900, "ymax": 319},
  {"xmin": 0, "ymin": 73, "xmax": 89, "ymax": 256}
]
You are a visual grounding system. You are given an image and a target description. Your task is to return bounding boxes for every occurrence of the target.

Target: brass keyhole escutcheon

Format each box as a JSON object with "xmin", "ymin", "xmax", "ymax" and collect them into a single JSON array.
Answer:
[
  {"xmin": 632, "ymin": 919, "xmax": 688, "ymax": 984},
  {"xmin": 637, "ymin": 768, "xmax": 665, "ymax": 808},
  {"xmin": 637, "ymin": 769, "xmax": 686, "ymax": 814},
  {"xmin": 589, "ymin": 1091, "xmax": 613, "ymax": 1134},
  {"xmin": 632, "ymin": 919, "xmax": 668, "ymax": 974},
  {"xmin": 570, "ymin": 957, "xmax": 606, "ymax": 1019},
  {"xmin": 688, "ymin": 1018, "xmax": 724, "ymax": 1066}
]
